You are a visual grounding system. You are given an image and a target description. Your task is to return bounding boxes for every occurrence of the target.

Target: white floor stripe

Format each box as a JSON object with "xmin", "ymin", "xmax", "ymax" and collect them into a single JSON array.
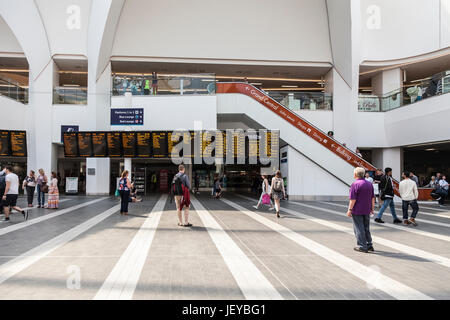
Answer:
[
  {"xmin": 94, "ymin": 194, "xmax": 167, "ymax": 300},
  {"xmin": 191, "ymin": 197, "xmax": 282, "ymax": 300},
  {"xmin": 289, "ymin": 201, "xmax": 450, "ymax": 243},
  {"xmin": 19, "ymin": 199, "xmax": 70, "ymax": 212},
  {"xmin": 222, "ymin": 198, "xmax": 432, "ymax": 300},
  {"xmin": 237, "ymin": 195, "xmax": 450, "ymax": 269},
  {"xmin": 0, "ymin": 203, "xmax": 121, "ymax": 285},
  {"xmin": 0, "ymin": 197, "xmax": 109, "ymax": 237},
  {"xmin": 408, "ymin": 205, "xmax": 449, "ymax": 212},
  {"xmin": 321, "ymin": 202, "xmax": 450, "ymax": 227}
]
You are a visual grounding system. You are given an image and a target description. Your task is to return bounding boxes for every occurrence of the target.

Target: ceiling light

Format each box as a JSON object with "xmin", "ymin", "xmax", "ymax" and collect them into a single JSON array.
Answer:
[
  {"xmin": 250, "ymin": 82, "xmax": 262, "ymax": 85},
  {"xmin": 62, "ymin": 84, "xmax": 80, "ymax": 87},
  {"xmin": 281, "ymin": 85, "xmax": 298, "ymax": 88},
  {"xmin": 425, "ymin": 148, "xmax": 436, "ymax": 151}
]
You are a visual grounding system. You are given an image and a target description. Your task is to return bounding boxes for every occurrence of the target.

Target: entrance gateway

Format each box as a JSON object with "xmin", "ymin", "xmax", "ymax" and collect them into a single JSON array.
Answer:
[{"xmin": 62, "ymin": 129, "xmax": 281, "ymax": 195}]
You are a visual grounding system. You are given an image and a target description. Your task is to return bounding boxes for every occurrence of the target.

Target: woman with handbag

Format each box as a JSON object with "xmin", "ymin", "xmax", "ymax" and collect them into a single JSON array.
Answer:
[
  {"xmin": 47, "ymin": 172, "xmax": 59, "ymax": 209},
  {"xmin": 36, "ymin": 169, "xmax": 48, "ymax": 208},
  {"xmin": 270, "ymin": 170, "xmax": 286, "ymax": 218},
  {"xmin": 253, "ymin": 175, "xmax": 274, "ymax": 211},
  {"xmin": 22, "ymin": 170, "xmax": 36, "ymax": 207},
  {"xmin": 118, "ymin": 170, "xmax": 132, "ymax": 215}
]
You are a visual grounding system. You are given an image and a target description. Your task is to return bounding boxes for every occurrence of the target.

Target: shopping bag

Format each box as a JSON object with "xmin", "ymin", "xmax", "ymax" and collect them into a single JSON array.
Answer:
[
  {"xmin": 262, "ymin": 193, "xmax": 271, "ymax": 205},
  {"xmin": 115, "ymin": 189, "xmax": 120, "ymax": 197}
]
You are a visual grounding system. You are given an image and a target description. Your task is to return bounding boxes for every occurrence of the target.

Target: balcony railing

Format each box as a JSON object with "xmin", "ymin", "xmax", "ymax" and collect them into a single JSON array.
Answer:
[
  {"xmin": 112, "ymin": 73, "xmax": 216, "ymax": 96},
  {"xmin": 0, "ymin": 76, "xmax": 28, "ymax": 104},
  {"xmin": 359, "ymin": 70, "xmax": 450, "ymax": 112},
  {"xmin": 53, "ymin": 87, "xmax": 87, "ymax": 105},
  {"xmin": 267, "ymin": 91, "xmax": 332, "ymax": 111}
]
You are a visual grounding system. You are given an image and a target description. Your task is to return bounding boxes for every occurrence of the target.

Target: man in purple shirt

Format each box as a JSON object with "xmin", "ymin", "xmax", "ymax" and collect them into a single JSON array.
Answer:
[{"xmin": 347, "ymin": 167, "xmax": 375, "ymax": 253}]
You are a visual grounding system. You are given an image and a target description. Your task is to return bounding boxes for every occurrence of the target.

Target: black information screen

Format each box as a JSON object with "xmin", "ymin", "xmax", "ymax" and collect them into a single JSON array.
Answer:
[
  {"xmin": 92, "ymin": 132, "xmax": 108, "ymax": 157},
  {"xmin": 63, "ymin": 132, "xmax": 78, "ymax": 157},
  {"xmin": 107, "ymin": 132, "xmax": 122, "ymax": 157},
  {"xmin": 136, "ymin": 132, "xmax": 152, "ymax": 158},
  {"xmin": 151, "ymin": 131, "xmax": 168, "ymax": 158},
  {"xmin": 78, "ymin": 132, "xmax": 93, "ymax": 157},
  {"xmin": 122, "ymin": 132, "xmax": 136, "ymax": 157},
  {"xmin": 0, "ymin": 131, "xmax": 10, "ymax": 156},
  {"xmin": 10, "ymin": 131, "xmax": 27, "ymax": 157}
]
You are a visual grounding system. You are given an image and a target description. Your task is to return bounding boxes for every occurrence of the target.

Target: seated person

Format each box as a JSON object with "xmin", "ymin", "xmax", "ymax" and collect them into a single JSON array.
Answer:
[{"xmin": 128, "ymin": 183, "xmax": 143, "ymax": 203}]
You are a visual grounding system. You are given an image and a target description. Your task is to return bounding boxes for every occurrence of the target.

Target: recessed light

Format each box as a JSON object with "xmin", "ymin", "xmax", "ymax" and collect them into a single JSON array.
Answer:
[
  {"xmin": 425, "ymin": 148, "xmax": 436, "ymax": 151},
  {"xmin": 281, "ymin": 85, "xmax": 298, "ymax": 88}
]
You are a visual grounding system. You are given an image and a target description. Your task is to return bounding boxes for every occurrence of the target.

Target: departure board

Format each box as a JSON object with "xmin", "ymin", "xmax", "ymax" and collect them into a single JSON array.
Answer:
[
  {"xmin": 152, "ymin": 131, "xmax": 168, "ymax": 158},
  {"xmin": 229, "ymin": 131, "xmax": 245, "ymax": 159},
  {"xmin": 168, "ymin": 131, "xmax": 183, "ymax": 158},
  {"xmin": 181, "ymin": 131, "xmax": 195, "ymax": 158},
  {"xmin": 0, "ymin": 131, "xmax": 10, "ymax": 156},
  {"xmin": 136, "ymin": 132, "xmax": 152, "ymax": 158},
  {"xmin": 107, "ymin": 132, "xmax": 122, "ymax": 157},
  {"xmin": 10, "ymin": 131, "xmax": 27, "ymax": 157},
  {"xmin": 63, "ymin": 132, "xmax": 78, "ymax": 157},
  {"xmin": 92, "ymin": 132, "xmax": 108, "ymax": 157},
  {"xmin": 122, "ymin": 132, "xmax": 136, "ymax": 157},
  {"xmin": 78, "ymin": 132, "xmax": 93, "ymax": 157},
  {"xmin": 247, "ymin": 131, "xmax": 259, "ymax": 161}
]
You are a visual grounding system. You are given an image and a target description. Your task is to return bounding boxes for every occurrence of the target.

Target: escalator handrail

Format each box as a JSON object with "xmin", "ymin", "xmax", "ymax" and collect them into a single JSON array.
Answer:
[{"xmin": 215, "ymin": 82, "xmax": 406, "ymax": 194}]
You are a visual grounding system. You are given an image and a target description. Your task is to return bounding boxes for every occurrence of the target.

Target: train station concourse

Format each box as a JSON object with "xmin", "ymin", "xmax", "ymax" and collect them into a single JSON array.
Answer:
[{"xmin": 0, "ymin": 0, "xmax": 449, "ymax": 312}]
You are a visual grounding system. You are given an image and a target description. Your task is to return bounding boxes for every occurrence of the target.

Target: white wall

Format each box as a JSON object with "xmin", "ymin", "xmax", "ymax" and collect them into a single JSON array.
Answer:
[
  {"xmin": 0, "ymin": 15, "xmax": 23, "ymax": 53},
  {"xmin": 285, "ymin": 145, "xmax": 349, "ymax": 200},
  {"xmin": 0, "ymin": 95, "xmax": 27, "ymax": 130},
  {"xmin": 35, "ymin": 0, "xmax": 92, "ymax": 56},
  {"xmin": 112, "ymin": 0, "xmax": 332, "ymax": 63},
  {"xmin": 385, "ymin": 93, "xmax": 450, "ymax": 146},
  {"xmin": 52, "ymin": 105, "xmax": 89, "ymax": 142},
  {"xmin": 361, "ymin": 0, "xmax": 446, "ymax": 62},
  {"xmin": 295, "ymin": 110, "xmax": 333, "ymax": 133},
  {"xmin": 111, "ymin": 95, "xmax": 217, "ymax": 131}
]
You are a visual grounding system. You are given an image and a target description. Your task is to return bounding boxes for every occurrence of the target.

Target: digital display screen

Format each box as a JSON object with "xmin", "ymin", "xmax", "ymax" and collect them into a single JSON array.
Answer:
[
  {"xmin": 92, "ymin": 132, "xmax": 108, "ymax": 157},
  {"xmin": 122, "ymin": 132, "xmax": 136, "ymax": 157},
  {"xmin": 0, "ymin": 131, "xmax": 10, "ymax": 156},
  {"xmin": 10, "ymin": 131, "xmax": 27, "ymax": 157},
  {"xmin": 78, "ymin": 132, "xmax": 93, "ymax": 157},
  {"xmin": 136, "ymin": 132, "xmax": 152, "ymax": 158},
  {"xmin": 168, "ymin": 131, "xmax": 183, "ymax": 158},
  {"xmin": 107, "ymin": 132, "xmax": 122, "ymax": 157},
  {"xmin": 152, "ymin": 131, "xmax": 168, "ymax": 158},
  {"xmin": 63, "ymin": 132, "xmax": 78, "ymax": 157}
]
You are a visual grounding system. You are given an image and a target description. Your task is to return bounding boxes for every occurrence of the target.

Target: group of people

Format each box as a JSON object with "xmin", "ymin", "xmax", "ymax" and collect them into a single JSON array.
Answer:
[
  {"xmin": 253, "ymin": 170, "xmax": 287, "ymax": 218},
  {"xmin": 426, "ymin": 173, "xmax": 449, "ymax": 206},
  {"xmin": 113, "ymin": 72, "xmax": 158, "ymax": 96},
  {"xmin": 348, "ymin": 167, "xmax": 426, "ymax": 253},
  {"xmin": 0, "ymin": 166, "xmax": 60, "ymax": 222}
]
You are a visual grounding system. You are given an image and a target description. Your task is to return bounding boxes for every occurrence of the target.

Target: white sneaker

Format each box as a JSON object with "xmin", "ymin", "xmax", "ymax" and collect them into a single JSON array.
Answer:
[
  {"xmin": 269, "ymin": 207, "xmax": 275, "ymax": 211},
  {"xmin": 253, "ymin": 205, "xmax": 258, "ymax": 209}
]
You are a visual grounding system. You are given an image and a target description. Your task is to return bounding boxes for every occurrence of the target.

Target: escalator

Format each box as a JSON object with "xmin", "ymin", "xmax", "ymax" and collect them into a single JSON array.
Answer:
[{"xmin": 216, "ymin": 82, "xmax": 432, "ymax": 200}]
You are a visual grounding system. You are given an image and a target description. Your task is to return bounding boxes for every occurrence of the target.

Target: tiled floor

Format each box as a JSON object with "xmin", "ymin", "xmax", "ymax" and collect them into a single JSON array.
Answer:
[{"xmin": 0, "ymin": 194, "xmax": 449, "ymax": 300}]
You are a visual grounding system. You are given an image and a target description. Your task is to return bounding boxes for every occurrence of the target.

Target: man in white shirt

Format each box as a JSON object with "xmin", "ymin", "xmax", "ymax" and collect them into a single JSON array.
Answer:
[
  {"xmin": 365, "ymin": 172, "xmax": 374, "ymax": 184},
  {"xmin": 399, "ymin": 170, "xmax": 419, "ymax": 226},
  {"xmin": 2, "ymin": 166, "xmax": 26, "ymax": 222}
]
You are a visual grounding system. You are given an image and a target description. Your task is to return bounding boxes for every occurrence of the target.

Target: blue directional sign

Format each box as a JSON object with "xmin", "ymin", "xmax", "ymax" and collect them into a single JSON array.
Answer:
[{"xmin": 111, "ymin": 108, "xmax": 144, "ymax": 125}]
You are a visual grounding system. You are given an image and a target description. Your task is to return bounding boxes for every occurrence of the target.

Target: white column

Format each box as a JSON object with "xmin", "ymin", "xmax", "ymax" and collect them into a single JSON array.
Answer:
[
  {"xmin": 124, "ymin": 158, "xmax": 132, "ymax": 174},
  {"xmin": 372, "ymin": 147, "xmax": 403, "ymax": 181},
  {"xmin": 27, "ymin": 61, "xmax": 54, "ymax": 177},
  {"xmin": 86, "ymin": 158, "xmax": 111, "ymax": 195},
  {"xmin": 372, "ymin": 68, "xmax": 403, "ymax": 96}
]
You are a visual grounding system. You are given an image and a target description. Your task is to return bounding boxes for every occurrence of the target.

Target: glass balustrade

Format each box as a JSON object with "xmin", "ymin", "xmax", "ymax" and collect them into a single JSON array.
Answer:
[
  {"xmin": 359, "ymin": 70, "xmax": 450, "ymax": 112},
  {"xmin": 0, "ymin": 76, "xmax": 28, "ymax": 104},
  {"xmin": 53, "ymin": 87, "xmax": 87, "ymax": 105},
  {"xmin": 266, "ymin": 91, "xmax": 332, "ymax": 111}
]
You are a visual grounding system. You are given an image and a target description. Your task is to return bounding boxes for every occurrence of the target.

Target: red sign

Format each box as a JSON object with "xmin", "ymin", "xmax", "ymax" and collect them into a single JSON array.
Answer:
[
  {"xmin": 217, "ymin": 82, "xmax": 430, "ymax": 200},
  {"xmin": 159, "ymin": 169, "xmax": 169, "ymax": 193}
]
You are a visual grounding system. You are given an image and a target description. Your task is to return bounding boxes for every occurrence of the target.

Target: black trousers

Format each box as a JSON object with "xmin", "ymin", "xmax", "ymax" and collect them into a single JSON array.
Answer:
[
  {"xmin": 26, "ymin": 186, "xmax": 35, "ymax": 205},
  {"xmin": 438, "ymin": 190, "xmax": 448, "ymax": 205},
  {"xmin": 402, "ymin": 200, "xmax": 419, "ymax": 220},
  {"xmin": 119, "ymin": 190, "xmax": 130, "ymax": 213}
]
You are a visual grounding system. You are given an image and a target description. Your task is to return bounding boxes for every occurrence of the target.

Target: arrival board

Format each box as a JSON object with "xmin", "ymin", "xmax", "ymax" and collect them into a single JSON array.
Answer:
[
  {"xmin": 78, "ymin": 132, "xmax": 93, "ymax": 157},
  {"xmin": 63, "ymin": 132, "xmax": 78, "ymax": 157},
  {"xmin": 151, "ymin": 131, "xmax": 168, "ymax": 158},
  {"xmin": 107, "ymin": 132, "xmax": 122, "ymax": 157},
  {"xmin": 0, "ymin": 131, "xmax": 10, "ymax": 156},
  {"xmin": 92, "ymin": 132, "xmax": 108, "ymax": 157},
  {"xmin": 10, "ymin": 131, "xmax": 27, "ymax": 157},
  {"xmin": 122, "ymin": 132, "xmax": 136, "ymax": 157},
  {"xmin": 136, "ymin": 132, "xmax": 152, "ymax": 158}
]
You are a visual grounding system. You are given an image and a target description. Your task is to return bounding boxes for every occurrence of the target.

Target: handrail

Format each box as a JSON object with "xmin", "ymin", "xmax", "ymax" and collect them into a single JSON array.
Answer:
[{"xmin": 216, "ymin": 82, "xmax": 411, "ymax": 197}]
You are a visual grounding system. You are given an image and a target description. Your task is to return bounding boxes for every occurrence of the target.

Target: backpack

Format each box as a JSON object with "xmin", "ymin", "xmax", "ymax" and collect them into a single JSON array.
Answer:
[
  {"xmin": 273, "ymin": 178, "xmax": 283, "ymax": 192},
  {"xmin": 0, "ymin": 173, "xmax": 5, "ymax": 190},
  {"xmin": 172, "ymin": 174, "xmax": 184, "ymax": 196}
]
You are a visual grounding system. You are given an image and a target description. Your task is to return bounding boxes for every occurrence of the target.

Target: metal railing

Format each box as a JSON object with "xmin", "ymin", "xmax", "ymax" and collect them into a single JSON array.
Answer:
[
  {"xmin": 0, "ymin": 76, "xmax": 28, "ymax": 104},
  {"xmin": 359, "ymin": 70, "xmax": 450, "ymax": 112},
  {"xmin": 267, "ymin": 91, "xmax": 332, "ymax": 111},
  {"xmin": 53, "ymin": 87, "xmax": 87, "ymax": 105},
  {"xmin": 112, "ymin": 73, "xmax": 216, "ymax": 96}
]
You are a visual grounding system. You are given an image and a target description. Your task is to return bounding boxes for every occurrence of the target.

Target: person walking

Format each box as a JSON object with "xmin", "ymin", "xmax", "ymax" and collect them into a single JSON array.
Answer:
[
  {"xmin": 437, "ymin": 175, "xmax": 449, "ymax": 206},
  {"xmin": 2, "ymin": 166, "xmax": 27, "ymax": 222},
  {"xmin": 36, "ymin": 169, "xmax": 48, "ymax": 208},
  {"xmin": 373, "ymin": 168, "xmax": 383, "ymax": 207},
  {"xmin": 47, "ymin": 172, "xmax": 59, "ymax": 209},
  {"xmin": 171, "ymin": 164, "xmax": 192, "ymax": 227},
  {"xmin": 374, "ymin": 167, "xmax": 402, "ymax": 224},
  {"xmin": 270, "ymin": 170, "xmax": 286, "ymax": 218},
  {"xmin": 347, "ymin": 167, "xmax": 374, "ymax": 253},
  {"xmin": 253, "ymin": 174, "xmax": 275, "ymax": 210},
  {"xmin": 399, "ymin": 171, "xmax": 419, "ymax": 226},
  {"xmin": 22, "ymin": 170, "xmax": 36, "ymax": 207},
  {"xmin": 409, "ymin": 172, "xmax": 419, "ymax": 187},
  {"xmin": 213, "ymin": 174, "xmax": 223, "ymax": 198},
  {"xmin": 118, "ymin": 170, "xmax": 132, "ymax": 215},
  {"xmin": 0, "ymin": 167, "xmax": 6, "ymax": 215}
]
